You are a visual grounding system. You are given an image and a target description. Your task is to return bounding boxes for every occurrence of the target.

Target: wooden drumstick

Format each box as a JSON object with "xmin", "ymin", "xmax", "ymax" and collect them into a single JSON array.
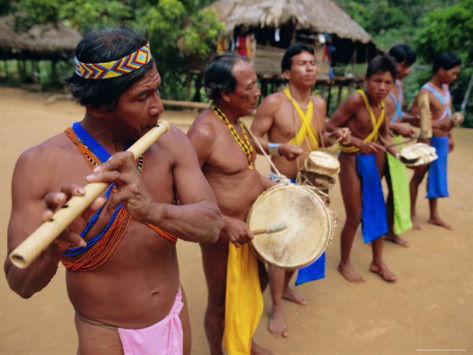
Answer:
[
  {"xmin": 252, "ymin": 223, "xmax": 287, "ymax": 235},
  {"xmin": 9, "ymin": 121, "xmax": 171, "ymax": 269}
]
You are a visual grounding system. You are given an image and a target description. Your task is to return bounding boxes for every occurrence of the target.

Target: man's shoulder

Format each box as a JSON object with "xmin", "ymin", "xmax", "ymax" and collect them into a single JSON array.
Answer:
[
  {"xmin": 344, "ymin": 91, "xmax": 364, "ymax": 109},
  {"xmin": 265, "ymin": 91, "xmax": 287, "ymax": 104},
  {"xmin": 188, "ymin": 108, "xmax": 216, "ymax": 133},
  {"xmin": 18, "ymin": 133, "xmax": 70, "ymax": 166},
  {"xmin": 312, "ymin": 94, "xmax": 326, "ymax": 106}
]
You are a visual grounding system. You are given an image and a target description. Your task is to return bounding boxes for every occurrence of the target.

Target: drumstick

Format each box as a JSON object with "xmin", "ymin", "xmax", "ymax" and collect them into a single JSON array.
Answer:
[
  {"xmin": 9, "ymin": 121, "xmax": 171, "ymax": 269},
  {"xmin": 252, "ymin": 223, "xmax": 287, "ymax": 235}
]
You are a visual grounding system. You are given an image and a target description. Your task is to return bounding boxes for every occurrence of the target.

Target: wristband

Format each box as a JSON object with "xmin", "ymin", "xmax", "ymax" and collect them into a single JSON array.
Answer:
[{"xmin": 268, "ymin": 143, "xmax": 280, "ymax": 156}]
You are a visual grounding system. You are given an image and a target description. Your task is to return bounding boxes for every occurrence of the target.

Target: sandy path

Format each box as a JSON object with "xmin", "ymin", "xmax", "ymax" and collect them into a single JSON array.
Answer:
[{"xmin": 0, "ymin": 87, "xmax": 471, "ymax": 354}]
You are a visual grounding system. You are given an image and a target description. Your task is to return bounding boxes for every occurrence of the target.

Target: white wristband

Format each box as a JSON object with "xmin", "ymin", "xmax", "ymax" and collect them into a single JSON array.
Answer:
[{"xmin": 268, "ymin": 143, "xmax": 280, "ymax": 156}]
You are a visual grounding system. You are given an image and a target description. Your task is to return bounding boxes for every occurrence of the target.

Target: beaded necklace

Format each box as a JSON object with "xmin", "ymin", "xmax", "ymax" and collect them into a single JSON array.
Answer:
[{"xmin": 211, "ymin": 105, "xmax": 254, "ymax": 169}]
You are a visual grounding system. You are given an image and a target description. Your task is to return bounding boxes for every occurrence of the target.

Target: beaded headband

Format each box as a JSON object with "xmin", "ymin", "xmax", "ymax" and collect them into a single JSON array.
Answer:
[{"xmin": 74, "ymin": 43, "xmax": 152, "ymax": 80}]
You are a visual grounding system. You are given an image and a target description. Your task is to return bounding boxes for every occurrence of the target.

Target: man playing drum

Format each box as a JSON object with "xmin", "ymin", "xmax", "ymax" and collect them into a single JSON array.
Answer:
[
  {"xmin": 384, "ymin": 44, "xmax": 417, "ymax": 247},
  {"xmin": 250, "ymin": 43, "xmax": 350, "ymax": 338},
  {"xmin": 187, "ymin": 54, "xmax": 271, "ymax": 355},
  {"xmin": 5, "ymin": 27, "xmax": 222, "ymax": 355},
  {"xmin": 327, "ymin": 55, "xmax": 401, "ymax": 283},
  {"xmin": 409, "ymin": 52, "xmax": 461, "ymax": 230}
]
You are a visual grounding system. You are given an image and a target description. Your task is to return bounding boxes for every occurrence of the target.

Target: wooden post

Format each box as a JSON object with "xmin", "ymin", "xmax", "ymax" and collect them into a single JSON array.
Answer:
[
  {"xmin": 185, "ymin": 72, "xmax": 192, "ymax": 101},
  {"xmin": 337, "ymin": 83, "xmax": 343, "ymax": 107},
  {"xmin": 326, "ymin": 83, "xmax": 333, "ymax": 115},
  {"xmin": 192, "ymin": 73, "xmax": 203, "ymax": 102}
]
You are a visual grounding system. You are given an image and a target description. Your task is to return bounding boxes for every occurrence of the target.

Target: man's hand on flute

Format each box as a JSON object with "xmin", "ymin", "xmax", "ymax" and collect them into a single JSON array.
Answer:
[
  {"xmin": 86, "ymin": 151, "xmax": 155, "ymax": 224},
  {"xmin": 42, "ymin": 184, "xmax": 106, "ymax": 253}
]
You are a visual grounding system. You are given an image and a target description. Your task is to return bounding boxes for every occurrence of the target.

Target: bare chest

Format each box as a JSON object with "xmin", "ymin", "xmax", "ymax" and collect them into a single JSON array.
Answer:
[{"xmin": 270, "ymin": 101, "xmax": 321, "ymax": 142}]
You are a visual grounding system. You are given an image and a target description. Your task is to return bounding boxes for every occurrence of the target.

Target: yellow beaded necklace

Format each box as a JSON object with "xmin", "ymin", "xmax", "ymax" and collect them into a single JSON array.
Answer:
[{"xmin": 211, "ymin": 105, "xmax": 254, "ymax": 169}]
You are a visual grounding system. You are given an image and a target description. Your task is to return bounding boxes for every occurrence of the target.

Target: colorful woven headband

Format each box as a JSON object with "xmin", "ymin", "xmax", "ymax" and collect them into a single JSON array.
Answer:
[{"xmin": 74, "ymin": 43, "xmax": 152, "ymax": 80}]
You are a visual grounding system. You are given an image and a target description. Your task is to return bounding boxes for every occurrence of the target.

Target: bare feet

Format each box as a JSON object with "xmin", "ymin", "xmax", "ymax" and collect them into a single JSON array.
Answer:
[
  {"xmin": 338, "ymin": 262, "xmax": 365, "ymax": 283},
  {"xmin": 268, "ymin": 306, "xmax": 288, "ymax": 338},
  {"xmin": 385, "ymin": 234, "xmax": 409, "ymax": 247},
  {"xmin": 428, "ymin": 216, "xmax": 453, "ymax": 230},
  {"xmin": 369, "ymin": 262, "xmax": 397, "ymax": 282},
  {"xmin": 251, "ymin": 341, "xmax": 272, "ymax": 355},
  {"xmin": 411, "ymin": 215, "xmax": 421, "ymax": 230},
  {"xmin": 282, "ymin": 287, "xmax": 307, "ymax": 306}
]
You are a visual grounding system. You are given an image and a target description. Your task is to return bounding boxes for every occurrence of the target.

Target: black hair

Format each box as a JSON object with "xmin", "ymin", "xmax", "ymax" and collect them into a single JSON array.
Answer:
[
  {"xmin": 432, "ymin": 52, "xmax": 462, "ymax": 74},
  {"xmin": 204, "ymin": 53, "xmax": 246, "ymax": 101},
  {"xmin": 281, "ymin": 43, "xmax": 315, "ymax": 72},
  {"xmin": 366, "ymin": 55, "xmax": 397, "ymax": 79},
  {"xmin": 388, "ymin": 44, "xmax": 416, "ymax": 66},
  {"xmin": 66, "ymin": 27, "xmax": 155, "ymax": 110}
]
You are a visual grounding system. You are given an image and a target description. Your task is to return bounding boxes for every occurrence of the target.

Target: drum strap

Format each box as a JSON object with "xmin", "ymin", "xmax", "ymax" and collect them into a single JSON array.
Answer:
[
  {"xmin": 284, "ymin": 88, "xmax": 319, "ymax": 150},
  {"xmin": 339, "ymin": 90, "xmax": 385, "ymax": 153}
]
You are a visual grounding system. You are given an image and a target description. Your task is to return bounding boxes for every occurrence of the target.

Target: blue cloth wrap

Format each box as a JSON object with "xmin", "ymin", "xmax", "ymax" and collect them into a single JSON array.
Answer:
[
  {"xmin": 356, "ymin": 154, "xmax": 388, "ymax": 243},
  {"xmin": 427, "ymin": 136, "xmax": 449, "ymax": 199}
]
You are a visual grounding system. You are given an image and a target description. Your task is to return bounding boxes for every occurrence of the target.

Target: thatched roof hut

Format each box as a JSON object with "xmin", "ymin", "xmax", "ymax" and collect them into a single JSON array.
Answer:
[
  {"xmin": 210, "ymin": 0, "xmax": 372, "ymax": 44},
  {"xmin": 208, "ymin": 0, "xmax": 380, "ymax": 77},
  {"xmin": 0, "ymin": 16, "xmax": 81, "ymax": 61}
]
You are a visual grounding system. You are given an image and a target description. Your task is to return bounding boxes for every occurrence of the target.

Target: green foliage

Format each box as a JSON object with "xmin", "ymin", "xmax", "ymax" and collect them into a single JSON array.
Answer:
[
  {"xmin": 413, "ymin": 0, "xmax": 473, "ymax": 125},
  {"xmin": 7, "ymin": 0, "xmax": 223, "ymax": 97},
  {"xmin": 414, "ymin": 0, "xmax": 473, "ymax": 60},
  {"xmin": 17, "ymin": 0, "xmax": 64, "ymax": 25},
  {"xmin": 60, "ymin": 0, "xmax": 133, "ymax": 31},
  {"xmin": 180, "ymin": 9, "xmax": 224, "ymax": 58}
]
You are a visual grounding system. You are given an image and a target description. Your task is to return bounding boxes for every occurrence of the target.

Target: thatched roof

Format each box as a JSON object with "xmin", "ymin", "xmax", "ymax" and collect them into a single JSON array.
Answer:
[
  {"xmin": 0, "ymin": 16, "xmax": 81, "ymax": 60},
  {"xmin": 209, "ymin": 0, "xmax": 372, "ymax": 44}
]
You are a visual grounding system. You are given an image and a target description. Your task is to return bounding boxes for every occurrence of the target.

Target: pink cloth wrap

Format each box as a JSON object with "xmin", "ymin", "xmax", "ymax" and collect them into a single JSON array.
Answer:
[{"xmin": 118, "ymin": 289, "xmax": 184, "ymax": 355}]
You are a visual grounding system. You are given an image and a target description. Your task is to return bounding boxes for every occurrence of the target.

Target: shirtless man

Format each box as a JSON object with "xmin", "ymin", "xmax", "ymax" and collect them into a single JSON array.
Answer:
[
  {"xmin": 410, "ymin": 52, "xmax": 461, "ymax": 230},
  {"xmin": 327, "ymin": 55, "xmax": 400, "ymax": 283},
  {"xmin": 384, "ymin": 44, "xmax": 417, "ymax": 247},
  {"xmin": 5, "ymin": 28, "xmax": 222, "ymax": 355},
  {"xmin": 187, "ymin": 54, "xmax": 271, "ymax": 355},
  {"xmin": 251, "ymin": 43, "xmax": 350, "ymax": 338}
]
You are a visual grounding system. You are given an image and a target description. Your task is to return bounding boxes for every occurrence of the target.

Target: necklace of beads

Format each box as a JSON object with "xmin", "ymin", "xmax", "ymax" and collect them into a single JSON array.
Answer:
[{"xmin": 211, "ymin": 105, "xmax": 254, "ymax": 169}]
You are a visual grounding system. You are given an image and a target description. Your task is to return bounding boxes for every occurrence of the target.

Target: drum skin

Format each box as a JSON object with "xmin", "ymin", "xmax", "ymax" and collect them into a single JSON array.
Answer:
[
  {"xmin": 304, "ymin": 151, "xmax": 340, "ymax": 176},
  {"xmin": 400, "ymin": 143, "xmax": 438, "ymax": 167},
  {"xmin": 248, "ymin": 184, "xmax": 333, "ymax": 270}
]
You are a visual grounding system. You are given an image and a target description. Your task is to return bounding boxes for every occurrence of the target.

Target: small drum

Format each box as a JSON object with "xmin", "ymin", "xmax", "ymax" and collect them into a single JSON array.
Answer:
[
  {"xmin": 303, "ymin": 151, "xmax": 340, "ymax": 176},
  {"xmin": 298, "ymin": 151, "xmax": 340, "ymax": 191},
  {"xmin": 247, "ymin": 184, "xmax": 334, "ymax": 270},
  {"xmin": 400, "ymin": 143, "xmax": 438, "ymax": 167}
]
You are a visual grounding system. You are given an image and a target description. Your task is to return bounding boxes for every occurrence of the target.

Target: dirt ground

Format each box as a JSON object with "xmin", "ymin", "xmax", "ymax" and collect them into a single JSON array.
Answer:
[{"xmin": 0, "ymin": 87, "xmax": 471, "ymax": 355}]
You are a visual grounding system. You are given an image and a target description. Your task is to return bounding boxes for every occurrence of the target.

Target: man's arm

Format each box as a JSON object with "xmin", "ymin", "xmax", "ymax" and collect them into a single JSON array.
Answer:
[
  {"xmin": 327, "ymin": 94, "xmax": 364, "ymax": 148},
  {"xmin": 315, "ymin": 96, "xmax": 351, "ymax": 146},
  {"xmin": 89, "ymin": 127, "xmax": 222, "ymax": 244},
  {"xmin": 251, "ymin": 94, "xmax": 303, "ymax": 160},
  {"xmin": 5, "ymin": 148, "xmax": 94, "ymax": 298}
]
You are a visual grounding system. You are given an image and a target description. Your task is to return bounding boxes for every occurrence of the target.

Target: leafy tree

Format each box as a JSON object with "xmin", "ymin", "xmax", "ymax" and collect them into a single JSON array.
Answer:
[{"xmin": 413, "ymin": 0, "xmax": 473, "ymax": 125}]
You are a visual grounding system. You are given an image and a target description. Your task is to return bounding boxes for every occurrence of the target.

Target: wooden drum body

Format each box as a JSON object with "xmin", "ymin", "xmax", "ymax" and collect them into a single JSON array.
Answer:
[
  {"xmin": 247, "ymin": 184, "xmax": 334, "ymax": 270},
  {"xmin": 298, "ymin": 151, "xmax": 340, "ymax": 191}
]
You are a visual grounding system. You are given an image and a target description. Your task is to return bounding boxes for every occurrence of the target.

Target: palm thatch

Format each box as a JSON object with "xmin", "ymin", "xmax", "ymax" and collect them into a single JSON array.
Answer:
[
  {"xmin": 0, "ymin": 16, "xmax": 81, "ymax": 60},
  {"xmin": 209, "ymin": 0, "xmax": 372, "ymax": 44}
]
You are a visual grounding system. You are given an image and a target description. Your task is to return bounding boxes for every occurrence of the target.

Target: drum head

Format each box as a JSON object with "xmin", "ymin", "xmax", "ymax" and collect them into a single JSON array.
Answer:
[
  {"xmin": 304, "ymin": 151, "xmax": 340, "ymax": 176},
  {"xmin": 401, "ymin": 143, "xmax": 438, "ymax": 167},
  {"xmin": 248, "ymin": 184, "xmax": 332, "ymax": 270}
]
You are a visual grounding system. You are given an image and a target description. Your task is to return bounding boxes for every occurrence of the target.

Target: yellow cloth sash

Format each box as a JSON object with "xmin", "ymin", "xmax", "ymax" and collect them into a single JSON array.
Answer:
[
  {"xmin": 223, "ymin": 243, "xmax": 263, "ymax": 355},
  {"xmin": 339, "ymin": 90, "xmax": 385, "ymax": 153},
  {"xmin": 284, "ymin": 88, "xmax": 319, "ymax": 150}
]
